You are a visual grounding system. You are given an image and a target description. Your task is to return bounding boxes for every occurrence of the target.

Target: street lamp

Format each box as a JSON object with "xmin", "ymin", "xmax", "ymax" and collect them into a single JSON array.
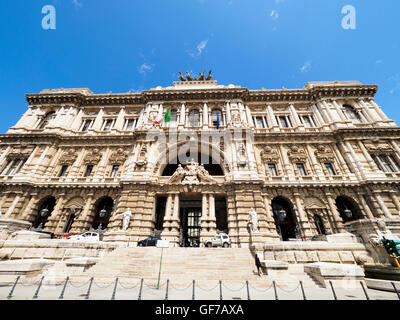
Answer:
[
  {"xmin": 40, "ymin": 207, "xmax": 49, "ymax": 217},
  {"xmin": 343, "ymin": 208, "xmax": 353, "ymax": 219},
  {"xmin": 99, "ymin": 207, "xmax": 107, "ymax": 218},
  {"xmin": 277, "ymin": 209, "xmax": 287, "ymax": 221}
]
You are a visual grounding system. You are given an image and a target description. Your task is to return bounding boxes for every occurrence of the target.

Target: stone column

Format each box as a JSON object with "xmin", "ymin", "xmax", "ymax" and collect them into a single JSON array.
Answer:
[
  {"xmin": 209, "ymin": 193, "xmax": 216, "ymax": 231},
  {"xmin": 203, "ymin": 103, "xmax": 209, "ymax": 128},
  {"xmin": 161, "ymin": 193, "xmax": 180, "ymax": 246},
  {"xmin": 331, "ymin": 100, "xmax": 347, "ymax": 122},
  {"xmin": 46, "ymin": 194, "xmax": 67, "ymax": 234},
  {"xmin": 306, "ymin": 144, "xmax": 323, "ymax": 178},
  {"xmin": 114, "ymin": 107, "xmax": 126, "ymax": 130},
  {"xmin": 293, "ymin": 192, "xmax": 313, "ymax": 238},
  {"xmin": 373, "ymin": 191, "xmax": 394, "ymax": 219},
  {"xmin": 5, "ymin": 195, "xmax": 21, "ymax": 218},
  {"xmin": 279, "ymin": 145, "xmax": 294, "ymax": 178},
  {"xmin": 246, "ymin": 105, "xmax": 254, "ymax": 127},
  {"xmin": 20, "ymin": 193, "xmax": 38, "ymax": 221},
  {"xmin": 225, "ymin": 102, "xmax": 231, "ymax": 125},
  {"xmin": 339, "ymin": 141, "xmax": 364, "ymax": 180},
  {"xmin": 358, "ymin": 141, "xmax": 380, "ymax": 173},
  {"xmin": 289, "ymin": 104, "xmax": 303, "ymax": 129},
  {"xmin": 76, "ymin": 193, "xmax": 95, "ymax": 232},
  {"xmin": 311, "ymin": 104, "xmax": 326, "ymax": 127},
  {"xmin": 267, "ymin": 105, "xmax": 279, "ymax": 131},
  {"xmin": 179, "ymin": 103, "xmax": 186, "ymax": 128},
  {"xmin": 357, "ymin": 193, "xmax": 377, "ymax": 220},
  {"xmin": 325, "ymin": 192, "xmax": 345, "ymax": 233},
  {"xmin": 92, "ymin": 108, "xmax": 104, "ymax": 131},
  {"xmin": 70, "ymin": 109, "xmax": 83, "ymax": 131},
  {"xmin": 316, "ymin": 101, "xmax": 333, "ymax": 124},
  {"xmin": 389, "ymin": 191, "xmax": 400, "ymax": 216}
]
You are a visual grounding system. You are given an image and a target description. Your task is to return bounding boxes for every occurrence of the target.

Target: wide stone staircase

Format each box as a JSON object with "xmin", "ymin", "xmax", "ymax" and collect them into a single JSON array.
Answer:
[{"xmin": 45, "ymin": 247, "xmax": 322, "ymax": 288}]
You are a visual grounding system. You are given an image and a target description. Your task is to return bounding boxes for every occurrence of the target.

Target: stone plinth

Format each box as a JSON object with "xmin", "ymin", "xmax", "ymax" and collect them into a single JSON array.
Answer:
[
  {"xmin": 0, "ymin": 218, "xmax": 31, "ymax": 240},
  {"xmin": 0, "ymin": 259, "xmax": 55, "ymax": 275},
  {"xmin": 304, "ymin": 262, "xmax": 365, "ymax": 288}
]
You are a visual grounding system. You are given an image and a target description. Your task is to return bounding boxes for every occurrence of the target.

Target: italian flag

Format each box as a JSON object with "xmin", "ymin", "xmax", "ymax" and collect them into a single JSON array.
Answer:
[{"xmin": 164, "ymin": 109, "xmax": 171, "ymax": 123}]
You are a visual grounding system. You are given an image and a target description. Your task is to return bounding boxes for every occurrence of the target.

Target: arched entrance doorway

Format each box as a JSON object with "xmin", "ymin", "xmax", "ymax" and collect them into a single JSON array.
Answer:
[
  {"xmin": 271, "ymin": 197, "xmax": 298, "ymax": 241},
  {"xmin": 335, "ymin": 196, "xmax": 362, "ymax": 222},
  {"xmin": 32, "ymin": 196, "xmax": 56, "ymax": 230},
  {"xmin": 91, "ymin": 197, "xmax": 114, "ymax": 230}
]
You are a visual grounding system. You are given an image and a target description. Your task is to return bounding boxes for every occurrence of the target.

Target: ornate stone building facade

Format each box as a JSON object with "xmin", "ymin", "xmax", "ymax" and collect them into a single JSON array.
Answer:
[{"xmin": 1, "ymin": 80, "xmax": 400, "ymax": 251}]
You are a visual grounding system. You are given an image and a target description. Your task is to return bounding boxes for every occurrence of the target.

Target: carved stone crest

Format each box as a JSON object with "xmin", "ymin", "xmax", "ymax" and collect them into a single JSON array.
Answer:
[
  {"xmin": 168, "ymin": 159, "xmax": 217, "ymax": 184},
  {"xmin": 59, "ymin": 148, "xmax": 78, "ymax": 165},
  {"xmin": 109, "ymin": 148, "xmax": 128, "ymax": 165}
]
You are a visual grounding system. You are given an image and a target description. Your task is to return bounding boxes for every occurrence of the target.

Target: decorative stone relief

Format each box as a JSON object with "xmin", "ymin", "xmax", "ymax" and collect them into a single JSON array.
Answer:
[
  {"xmin": 169, "ymin": 159, "xmax": 217, "ymax": 184},
  {"xmin": 59, "ymin": 148, "xmax": 78, "ymax": 165},
  {"xmin": 109, "ymin": 148, "xmax": 128, "ymax": 165},
  {"xmin": 83, "ymin": 148, "xmax": 102, "ymax": 164}
]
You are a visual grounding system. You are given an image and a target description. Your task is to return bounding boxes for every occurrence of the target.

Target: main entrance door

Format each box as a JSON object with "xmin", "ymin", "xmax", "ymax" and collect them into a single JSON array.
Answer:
[{"xmin": 179, "ymin": 198, "xmax": 202, "ymax": 247}]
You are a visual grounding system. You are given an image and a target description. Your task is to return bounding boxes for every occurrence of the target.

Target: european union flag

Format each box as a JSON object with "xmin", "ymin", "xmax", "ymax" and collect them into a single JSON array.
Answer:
[{"xmin": 217, "ymin": 111, "xmax": 220, "ymax": 129}]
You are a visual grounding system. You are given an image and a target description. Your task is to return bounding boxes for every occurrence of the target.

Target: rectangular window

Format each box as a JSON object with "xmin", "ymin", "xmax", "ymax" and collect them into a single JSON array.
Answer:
[
  {"xmin": 6, "ymin": 159, "xmax": 21, "ymax": 176},
  {"xmin": 110, "ymin": 165, "xmax": 119, "ymax": 178},
  {"xmin": 1, "ymin": 160, "xmax": 12, "ymax": 175},
  {"xmin": 324, "ymin": 163, "xmax": 336, "ymax": 175},
  {"xmin": 277, "ymin": 116, "xmax": 291, "ymax": 128},
  {"xmin": 379, "ymin": 155, "xmax": 395, "ymax": 172},
  {"xmin": 301, "ymin": 116, "xmax": 315, "ymax": 128},
  {"xmin": 124, "ymin": 119, "xmax": 135, "ymax": 131},
  {"xmin": 372, "ymin": 155, "xmax": 383, "ymax": 171},
  {"xmin": 102, "ymin": 119, "xmax": 114, "ymax": 131},
  {"xmin": 389, "ymin": 155, "xmax": 400, "ymax": 171},
  {"xmin": 296, "ymin": 163, "xmax": 307, "ymax": 176},
  {"xmin": 59, "ymin": 165, "xmax": 68, "ymax": 177},
  {"xmin": 81, "ymin": 120, "xmax": 93, "ymax": 132},
  {"xmin": 255, "ymin": 117, "xmax": 265, "ymax": 128},
  {"xmin": 84, "ymin": 165, "xmax": 94, "ymax": 177},
  {"xmin": 268, "ymin": 163, "xmax": 278, "ymax": 177}
]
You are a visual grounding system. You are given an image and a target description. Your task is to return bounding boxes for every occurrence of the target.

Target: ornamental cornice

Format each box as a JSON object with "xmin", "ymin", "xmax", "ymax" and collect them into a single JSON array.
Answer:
[{"xmin": 24, "ymin": 83, "xmax": 378, "ymax": 106}]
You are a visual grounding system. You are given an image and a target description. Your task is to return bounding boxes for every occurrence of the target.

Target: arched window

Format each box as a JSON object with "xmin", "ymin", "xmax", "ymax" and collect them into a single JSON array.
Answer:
[
  {"xmin": 343, "ymin": 105, "xmax": 362, "ymax": 123},
  {"xmin": 188, "ymin": 109, "xmax": 200, "ymax": 127},
  {"xmin": 32, "ymin": 197, "xmax": 56, "ymax": 229},
  {"xmin": 37, "ymin": 112, "xmax": 56, "ymax": 130},
  {"xmin": 211, "ymin": 109, "xmax": 223, "ymax": 127},
  {"xmin": 91, "ymin": 197, "xmax": 114, "ymax": 230},
  {"xmin": 335, "ymin": 196, "xmax": 362, "ymax": 222}
]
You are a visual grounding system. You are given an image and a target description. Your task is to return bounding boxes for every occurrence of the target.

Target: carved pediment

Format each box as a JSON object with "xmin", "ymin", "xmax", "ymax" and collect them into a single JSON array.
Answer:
[
  {"xmin": 168, "ymin": 160, "xmax": 217, "ymax": 184},
  {"xmin": 364, "ymin": 141, "xmax": 393, "ymax": 154},
  {"xmin": 287, "ymin": 145, "xmax": 307, "ymax": 162},
  {"xmin": 84, "ymin": 148, "xmax": 102, "ymax": 164},
  {"xmin": 59, "ymin": 148, "xmax": 78, "ymax": 165},
  {"xmin": 260, "ymin": 146, "xmax": 280, "ymax": 162},
  {"xmin": 314, "ymin": 144, "xmax": 335, "ymax": 162},
  {"xmin": 109, "ymin": 148, "xmax": 128, "ymax": 165},
  {"xmin": 8, "ymin": 145, "xmax": 35, "ymax": 160}
]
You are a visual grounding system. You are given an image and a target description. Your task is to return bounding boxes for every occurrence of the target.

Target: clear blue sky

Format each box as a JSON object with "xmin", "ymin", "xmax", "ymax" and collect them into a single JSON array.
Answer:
[{"xmin": 0, "ymin": 0, "xmax": 399, "ymax": 133}]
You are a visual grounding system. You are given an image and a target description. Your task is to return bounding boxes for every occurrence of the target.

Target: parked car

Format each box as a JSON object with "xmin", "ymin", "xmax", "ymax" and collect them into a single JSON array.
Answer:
[
  {"xmin": 69, "ymin": 232, "xmax": 100, "ymax": 241},
  {"xmin": 137, "ymin": 236, "xmax": 160, "ymax": 247},
  {"xmin": 204, "ymin": 233, "xmax": 231, "ymax": 248}
]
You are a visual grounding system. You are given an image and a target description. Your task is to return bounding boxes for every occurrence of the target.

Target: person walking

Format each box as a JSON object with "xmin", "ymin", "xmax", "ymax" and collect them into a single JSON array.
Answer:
[{"xmin": 255, "ymin": 254, "xmax": 262, "ymax": 276}]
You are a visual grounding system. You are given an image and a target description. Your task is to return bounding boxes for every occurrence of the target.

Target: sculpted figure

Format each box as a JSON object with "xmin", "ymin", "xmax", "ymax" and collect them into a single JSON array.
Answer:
[
  {"xmin": 185, "ymin": 72, "xmax": 193, "ymax": 81},
  {"xmin": 248, "ymin": 208, "xmax": 259, "ymax": 232},
  {"xmin": 206, "ymin": 69, "xmax": 213, "ymax": 81},
  {"xmin": 178, "ymin": 71, "xmax": 186, "ymax": 82},
  {"xmin": 121, "ymin": 209, "xmax": 132, "ymax": 231}
]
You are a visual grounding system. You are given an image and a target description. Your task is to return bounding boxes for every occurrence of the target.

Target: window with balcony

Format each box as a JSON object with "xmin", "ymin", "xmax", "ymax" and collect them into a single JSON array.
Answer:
[{"xmin": 37, "ymin": 112, "xmax": 55, "ymax": 130}]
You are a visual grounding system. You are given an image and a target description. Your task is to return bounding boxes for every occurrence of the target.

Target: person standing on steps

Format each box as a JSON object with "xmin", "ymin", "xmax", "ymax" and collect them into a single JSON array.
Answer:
[{"xmin": 255, "ymin": 254, "xmax": 262, "ymax": 276}]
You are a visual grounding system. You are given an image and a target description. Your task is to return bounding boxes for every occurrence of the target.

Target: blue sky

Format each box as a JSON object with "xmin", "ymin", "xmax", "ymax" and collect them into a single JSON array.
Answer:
[{"xmin": 0, "ymin": 0, "xmax": 399, "ymax": 133}]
